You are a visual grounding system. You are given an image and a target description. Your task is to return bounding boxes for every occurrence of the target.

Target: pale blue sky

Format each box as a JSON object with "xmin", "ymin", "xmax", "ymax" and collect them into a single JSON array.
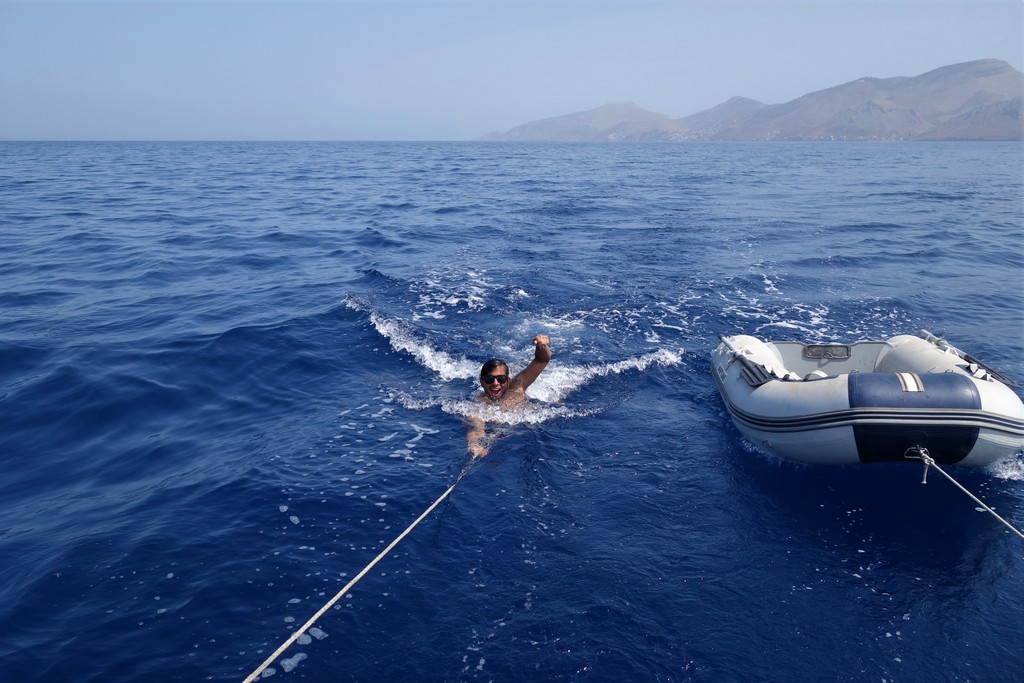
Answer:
[{"xmin": 1, "ymin": 0, "xmax": 1021, "ymax": 140}]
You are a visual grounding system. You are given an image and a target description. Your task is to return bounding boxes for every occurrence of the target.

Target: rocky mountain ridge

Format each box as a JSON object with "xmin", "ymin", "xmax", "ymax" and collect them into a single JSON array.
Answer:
[{"xmin": 483, "ymin": 59, "xmax": 1022, "ymax": 141}]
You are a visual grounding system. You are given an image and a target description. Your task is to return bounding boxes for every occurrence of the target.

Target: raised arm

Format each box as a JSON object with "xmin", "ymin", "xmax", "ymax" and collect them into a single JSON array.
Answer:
[{"xmin": 515, "ymin": 334, "xmax": 551, "ymax": 391}]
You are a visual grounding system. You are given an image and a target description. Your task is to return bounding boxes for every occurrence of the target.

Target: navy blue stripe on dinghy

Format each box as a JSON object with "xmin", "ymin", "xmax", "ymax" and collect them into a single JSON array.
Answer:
[
  {"xmin": 723, "ymin": 405, "xmax": 1022, "ymax": 434},
  {"xmin": 711, "ymin": 370, "xmax": 1024, "ymax": 436},
  {"xmin": 848, "ymin": 372, "xmax": 981, "ymax": 464}
]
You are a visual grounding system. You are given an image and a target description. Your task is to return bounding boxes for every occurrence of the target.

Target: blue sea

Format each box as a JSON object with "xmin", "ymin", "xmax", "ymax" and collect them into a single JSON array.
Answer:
[{"xmin": 1, "ymin": 141, "xmax": 1022, "ymax": 683}]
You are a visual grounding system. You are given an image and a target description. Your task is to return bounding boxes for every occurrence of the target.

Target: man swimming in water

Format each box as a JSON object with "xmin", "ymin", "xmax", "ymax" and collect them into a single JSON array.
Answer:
[{"xmin": 467, "ymin": 334, "xmax": 551, "ymax": 457}]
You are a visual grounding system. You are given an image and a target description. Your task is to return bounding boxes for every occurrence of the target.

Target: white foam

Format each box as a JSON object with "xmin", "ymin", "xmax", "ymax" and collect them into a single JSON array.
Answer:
[
  {"xmin": 528, "ymin": 348, "xmax": 684, "ymax": 403},
  {"xmin": 391, "ymin": 343, "xmax": 681, "ymax": 425},
  {"xmin": 280, "ymin": 652, "xmax": 307, "ymax": 672},
  {"xmin": 514, "ymin": 312, "xmax": 586, "ymax": 332},
  {"xmin": 345, "ymin": 296, "xmax": 478, "ymax": 380},
  {"xmin": 988, "ymin": 454, "xmax": 1024, "ymax": 481},
  {"xmin": 444, "ymin": 398, "xmax": 599, "ymax": 426},
  {"xmin": 350, "ymin": 297, "xmax": 684, "ymax": 425}
]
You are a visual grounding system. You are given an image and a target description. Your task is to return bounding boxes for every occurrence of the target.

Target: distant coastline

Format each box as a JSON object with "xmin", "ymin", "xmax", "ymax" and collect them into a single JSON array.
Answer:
[{"xmin": 483, "ymin": 59, "xmax": 1023, "ymax": 142}]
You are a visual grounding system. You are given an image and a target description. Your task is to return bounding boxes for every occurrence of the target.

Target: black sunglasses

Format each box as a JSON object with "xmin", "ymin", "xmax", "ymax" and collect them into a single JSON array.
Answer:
[{"xmin": 482, "ymin": 374, "xmax": 509, "ymax": 384}]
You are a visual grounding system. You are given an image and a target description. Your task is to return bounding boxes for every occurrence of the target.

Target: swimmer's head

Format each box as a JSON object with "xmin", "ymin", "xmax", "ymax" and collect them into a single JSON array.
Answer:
[{"xmin": 480, "ymin": 358, "xmax": 510, "ymax": 400}]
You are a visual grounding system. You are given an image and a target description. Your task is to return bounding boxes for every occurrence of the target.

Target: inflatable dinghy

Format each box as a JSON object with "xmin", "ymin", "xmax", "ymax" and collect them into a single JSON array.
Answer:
[{"xmin": 711, "ymin": 331, "xmax": 1024, "ymax": 466}]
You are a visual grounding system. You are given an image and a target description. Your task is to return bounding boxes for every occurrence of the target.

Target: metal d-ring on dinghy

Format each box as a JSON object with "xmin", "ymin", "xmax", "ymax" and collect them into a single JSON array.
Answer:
[{"xmin": 711, "ymin": 330, "xmax": 1024, "ymax": 466}]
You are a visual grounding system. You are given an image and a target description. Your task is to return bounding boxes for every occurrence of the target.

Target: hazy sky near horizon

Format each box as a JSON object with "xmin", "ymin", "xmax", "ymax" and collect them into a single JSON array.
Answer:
[{"xmin": 2, "ymin": 0, "xmax": 1021, "ymax": 140}]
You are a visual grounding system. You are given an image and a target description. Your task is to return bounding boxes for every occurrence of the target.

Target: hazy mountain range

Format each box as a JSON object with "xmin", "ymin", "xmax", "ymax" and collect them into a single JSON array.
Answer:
[{"xmin": 483, "ymin": 59, "xmax": 1022, "ymax": 141}]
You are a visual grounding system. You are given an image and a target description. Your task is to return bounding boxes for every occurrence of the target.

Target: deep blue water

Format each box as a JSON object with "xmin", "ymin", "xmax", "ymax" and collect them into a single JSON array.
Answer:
[{"xmin": 1, "ymin": 141, "xmax": 1022, "ymax": 683}]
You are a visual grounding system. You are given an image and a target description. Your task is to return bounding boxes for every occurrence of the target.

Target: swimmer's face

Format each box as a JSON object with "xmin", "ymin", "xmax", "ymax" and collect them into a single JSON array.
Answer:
[{"xmin": 480, "ymin": 366, "xmax": 510, "ymax": 400}]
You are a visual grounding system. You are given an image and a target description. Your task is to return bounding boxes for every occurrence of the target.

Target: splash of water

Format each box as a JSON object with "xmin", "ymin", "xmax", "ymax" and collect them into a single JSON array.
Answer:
[
  {"xmin": 988, "ymin": 453, "xmax": 1024, "ymax": 481},
  {"xmin": 527, "ymin": 348, "xmax": 684, "ymax": 403},
  {"xmin": 348, "ymin": 296, "xmax": 685, "ymax": 425},
  {"xmin": 346, "ymin": 295, "xmax": 478, "ymax": 381}
]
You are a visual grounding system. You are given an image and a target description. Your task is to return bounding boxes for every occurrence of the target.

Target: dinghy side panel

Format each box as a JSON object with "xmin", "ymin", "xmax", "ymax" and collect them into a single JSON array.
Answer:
[{"xmin": 848, "ymin": 372, "xmax": 981, "ymax": 463}]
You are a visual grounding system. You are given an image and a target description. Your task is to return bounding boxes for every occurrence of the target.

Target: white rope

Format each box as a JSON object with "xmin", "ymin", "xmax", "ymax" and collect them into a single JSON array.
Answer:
[
  {"xmin": 242, "ymin": 462, "xmax": 475, "ymax": 682},
  {"xmin": 909, "ymin": 448, "xmax": 1024, "ymax": 541}
]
